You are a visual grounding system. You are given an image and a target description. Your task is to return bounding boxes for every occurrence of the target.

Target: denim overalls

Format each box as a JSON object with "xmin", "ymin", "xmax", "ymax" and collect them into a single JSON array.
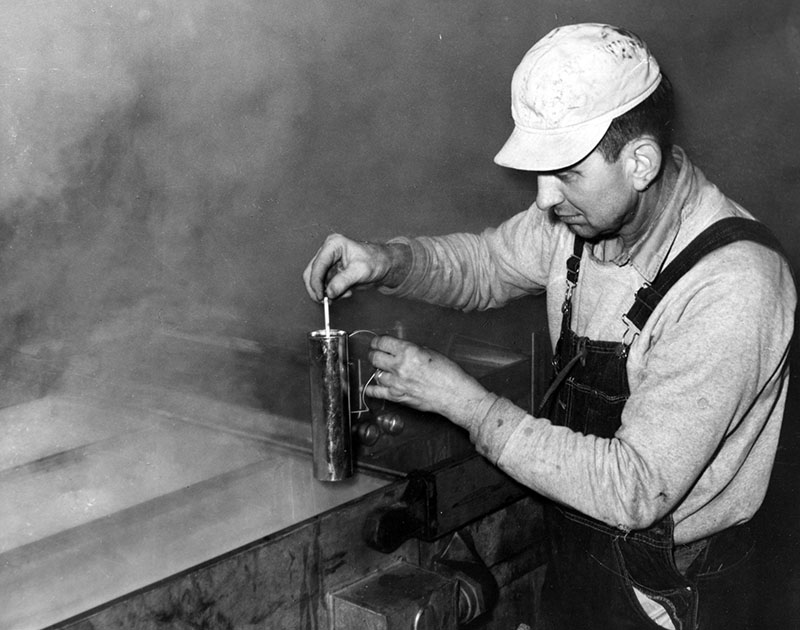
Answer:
[{"xmin": 538, "ymin": 218, "xmax": 785, "ymax": 630}]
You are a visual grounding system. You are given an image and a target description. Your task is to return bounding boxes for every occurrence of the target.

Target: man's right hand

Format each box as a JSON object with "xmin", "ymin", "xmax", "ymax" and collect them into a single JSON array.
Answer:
[{"xmin": 302, "ymin": 233, "xmax": 410, "ymax": 301}]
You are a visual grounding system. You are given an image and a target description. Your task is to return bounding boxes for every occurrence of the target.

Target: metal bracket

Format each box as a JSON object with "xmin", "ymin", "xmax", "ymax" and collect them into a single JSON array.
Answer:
[{"xmin": 362, "ymin": 470, "xmax": 437, "ymax": 553}]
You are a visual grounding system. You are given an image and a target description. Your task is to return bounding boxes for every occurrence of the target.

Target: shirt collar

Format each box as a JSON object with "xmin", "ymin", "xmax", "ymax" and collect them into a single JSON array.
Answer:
[{"xmin": 591, "ymin": 146, "xmax": 693, "ymax": 283}]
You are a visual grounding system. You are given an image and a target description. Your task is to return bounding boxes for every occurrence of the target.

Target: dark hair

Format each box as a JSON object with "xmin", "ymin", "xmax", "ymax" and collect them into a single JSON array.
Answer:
[{"xmin": 596, "ymin": 72, "xmax": 674, "ymax": 163}]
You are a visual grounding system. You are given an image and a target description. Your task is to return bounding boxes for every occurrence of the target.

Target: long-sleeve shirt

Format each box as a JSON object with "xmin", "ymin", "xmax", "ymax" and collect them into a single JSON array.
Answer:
[{"xmin": 382, "ymin": 148, "xmax": 796, "ymax": 543}]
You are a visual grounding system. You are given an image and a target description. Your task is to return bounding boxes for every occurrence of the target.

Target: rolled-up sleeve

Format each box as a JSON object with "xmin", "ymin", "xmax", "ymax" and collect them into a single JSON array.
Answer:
[{"xmin": 380, "ymin": 206, "xmax": 555, "ymax": 310}]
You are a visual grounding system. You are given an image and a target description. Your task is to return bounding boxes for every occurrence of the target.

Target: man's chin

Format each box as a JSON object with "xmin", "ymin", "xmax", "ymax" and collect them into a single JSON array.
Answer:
[
  {"xmin": 565, "ymin": 224, "xmax": 616, "ymax": 245},
  {"xmin": 563, "ymin": 222, "xmax": 591, "ymax": 236}
]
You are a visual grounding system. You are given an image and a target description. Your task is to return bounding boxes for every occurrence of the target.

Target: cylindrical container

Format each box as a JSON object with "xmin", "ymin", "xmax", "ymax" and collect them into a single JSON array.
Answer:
[{"xmin": 308, "ymin": 329, "xmax": 353, "ymax": 481}]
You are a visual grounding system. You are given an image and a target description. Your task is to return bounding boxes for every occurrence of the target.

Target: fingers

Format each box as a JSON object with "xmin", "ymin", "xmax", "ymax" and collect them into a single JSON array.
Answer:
[
  {"xmin": 324, "ymin": 266, "xmax": 358, "ymax": 301},
  {"xmin": 303, "ymin": 236, "xmax": 343, "ymax": 301},
  {"xmin": 303, "ymin": 233, "xmax": 378, "ymax": 301},
  {"xmin": 365, "ymin": 336, "xmax": 422, "ymax": 402},
  {"xmin": 364, "ymin": 382, "xmax": 400, "ymax": 401},
  {"xmin": 364, "ymin": 371, "xmax": 403, "ymax": 402},
  {"xmin": 367, "ymin": 337, "xmax": 401, "ymax": 375},
  {"xmin": 366, "ymin": 339, "xmax": 404, "ymax": 396},
  {"xmin": 369, "ymin": 334, "xmax": 410, "ymax": 357},
  {"xmin": 302, "ymin": 257, "xmax": 323, "ymax": 301}
]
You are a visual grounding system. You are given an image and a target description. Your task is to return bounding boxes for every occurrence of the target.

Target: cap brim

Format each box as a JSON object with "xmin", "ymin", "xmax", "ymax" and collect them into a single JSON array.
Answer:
[{"xmin": 493, "ymin": 117, "xmax": 611, "ymax": 172}]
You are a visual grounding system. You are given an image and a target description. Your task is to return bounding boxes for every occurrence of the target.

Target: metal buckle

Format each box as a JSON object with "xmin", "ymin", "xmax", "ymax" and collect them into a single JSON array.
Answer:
[
  {"xmin": 620, "ymin": 314, "xmax": 640, "ymax": 348},
  {"xmin": 561, "ymin": 280, "xmax": 575, "ymax": 313}
]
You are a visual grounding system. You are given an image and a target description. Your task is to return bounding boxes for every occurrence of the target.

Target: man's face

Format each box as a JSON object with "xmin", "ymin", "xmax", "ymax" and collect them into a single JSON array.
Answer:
[{"xmin": 535, "ymin": 148, "xmax": 640, "ymax": 242}]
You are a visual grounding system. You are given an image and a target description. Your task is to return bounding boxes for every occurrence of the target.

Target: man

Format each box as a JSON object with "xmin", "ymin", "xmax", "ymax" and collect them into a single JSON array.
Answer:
[{"xmin": 303, "ymin": 23, "xmax": 795, "ymax": 629}]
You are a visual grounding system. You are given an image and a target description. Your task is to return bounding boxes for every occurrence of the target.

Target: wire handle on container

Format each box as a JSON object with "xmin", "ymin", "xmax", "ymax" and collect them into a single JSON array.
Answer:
[{"xmin": 349, "ymin": 329, "xmax": 379, "ymax": 418}]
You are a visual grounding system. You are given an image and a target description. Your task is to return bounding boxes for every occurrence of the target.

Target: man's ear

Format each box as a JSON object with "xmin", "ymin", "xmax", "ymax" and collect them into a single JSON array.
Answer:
[{"xmin": 625, "ymin": 136, "xmax": 662, "ymax": 191}]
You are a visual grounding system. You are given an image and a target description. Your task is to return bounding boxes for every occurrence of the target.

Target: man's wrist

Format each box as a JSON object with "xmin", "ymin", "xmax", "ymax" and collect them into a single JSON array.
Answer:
[
  {"xmin": 458, "ymin": 392, "xmax": 499, "ymax": 433},
  {"xmin": 380, "ymin": 241, "xmax": 412, "ymax": 288}
]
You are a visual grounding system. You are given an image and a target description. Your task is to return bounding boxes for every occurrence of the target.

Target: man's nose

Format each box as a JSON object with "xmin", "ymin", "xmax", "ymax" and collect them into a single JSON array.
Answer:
[{"xmin": 536, "ymin": 175, "xmax": 564, "ymax": 211}]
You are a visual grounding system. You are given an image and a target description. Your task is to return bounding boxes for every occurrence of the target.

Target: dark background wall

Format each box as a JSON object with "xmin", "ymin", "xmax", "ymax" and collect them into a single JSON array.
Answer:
[
  {"xmin": 0, "ymin": 0, "xmax": 797, "ymax": 626},
  {"xmin": 2, "ymin": 0, "xmax": 797, "ymax": 350}
]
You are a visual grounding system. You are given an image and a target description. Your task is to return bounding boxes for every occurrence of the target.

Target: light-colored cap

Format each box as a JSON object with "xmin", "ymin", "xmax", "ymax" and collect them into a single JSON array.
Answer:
[{"xmin": 494, "ymin": 23, "xmax": 662, "ymax": 172}]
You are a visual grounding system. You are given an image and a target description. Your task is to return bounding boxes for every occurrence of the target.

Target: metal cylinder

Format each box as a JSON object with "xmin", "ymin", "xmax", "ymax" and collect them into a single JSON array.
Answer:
[{"xmin": 308, "ymin": 329, "xmax": 353, "ymax": 481}]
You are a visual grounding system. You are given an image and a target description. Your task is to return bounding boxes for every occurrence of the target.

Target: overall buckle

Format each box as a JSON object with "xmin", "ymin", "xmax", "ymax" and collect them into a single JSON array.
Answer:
[{"xmin": 620, "ymin": 314, "xmax": 640, "ymax": 349}]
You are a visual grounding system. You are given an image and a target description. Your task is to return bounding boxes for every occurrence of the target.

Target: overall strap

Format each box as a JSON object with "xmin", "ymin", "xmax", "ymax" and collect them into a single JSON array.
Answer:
[
  {"xmin": 560, "ymin": 234, "xmax": 586, "ymax": 336},
  {"xmin": 624, "ymin": 217, "xmax": 787, "ymax": 332},
  {"xmin": 538, "ymin": 235, "xmax": 587, "ymax": 416}
]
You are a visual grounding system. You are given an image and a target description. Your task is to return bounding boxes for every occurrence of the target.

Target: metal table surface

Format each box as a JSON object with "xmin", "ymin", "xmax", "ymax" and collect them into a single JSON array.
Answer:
[
  {"xmin": 0, "ymin": 390, "xmax": 391, "ymax": 630},
  {"xmin": 0, "ymin": 326, "xmax": 536, "ymax": 629}
]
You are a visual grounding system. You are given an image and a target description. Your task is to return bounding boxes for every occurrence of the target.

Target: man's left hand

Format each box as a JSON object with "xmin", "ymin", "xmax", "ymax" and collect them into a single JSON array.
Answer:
[{"xmin": 365, "ymin": 335, "xmax": 490, "ymax": 424}]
